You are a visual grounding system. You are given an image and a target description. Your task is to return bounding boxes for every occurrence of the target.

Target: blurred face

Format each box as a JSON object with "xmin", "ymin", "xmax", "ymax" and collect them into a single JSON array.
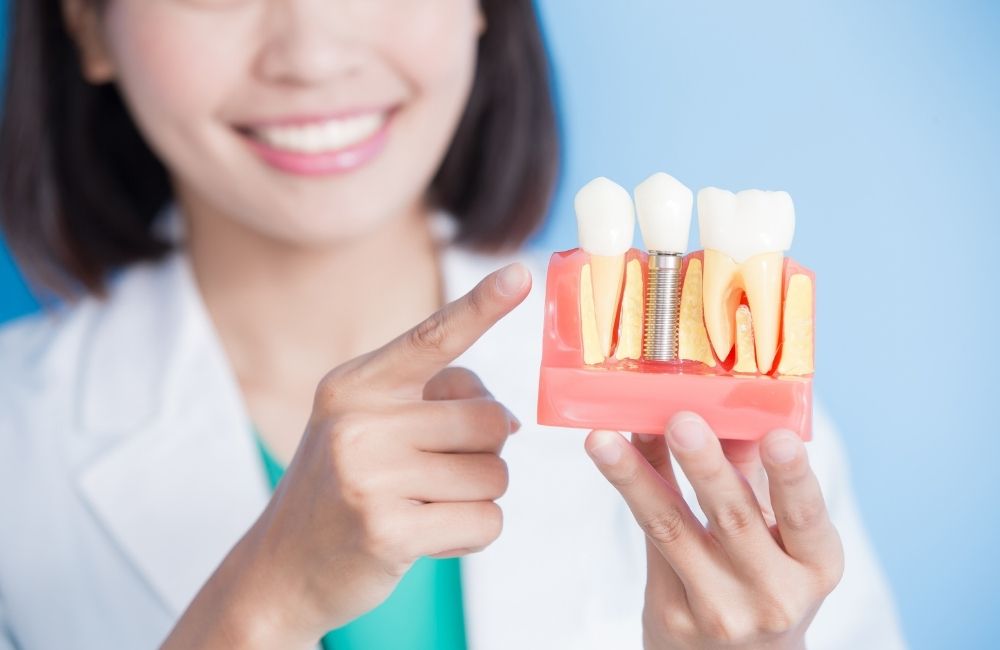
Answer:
[{"xmin": 75, "ymin": 0, "xmax": 484, "ymax": 244}]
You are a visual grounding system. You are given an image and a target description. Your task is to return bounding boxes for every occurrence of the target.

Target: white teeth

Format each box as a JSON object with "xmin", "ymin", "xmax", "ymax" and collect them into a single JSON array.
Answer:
[
  {"xmin": 575, "ymin": 177, "xmax": 635, "ymax": 359},
  {"xmin": 698, "ymin": 186, "xmax": 796, "ymax": 373},
  {"xmin": 634, "ymin": 172, "xmax": 693, "ymax": 254},
  {"xmin": 698, "ymin": 188, "xmax": 794, "ymax": 263},
  {"xmin": 574, "ymin": 177, "xmax": 635, "ymax": 257},
  {"xmin": 252, "ymin": 112, "xmax": 385, "ymax": 154}
]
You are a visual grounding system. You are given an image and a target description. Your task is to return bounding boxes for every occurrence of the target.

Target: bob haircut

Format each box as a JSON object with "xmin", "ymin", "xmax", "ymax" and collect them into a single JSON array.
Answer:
[{"xmin": 0, "ymin": 0, "xmax": 559, "ymax": 297}]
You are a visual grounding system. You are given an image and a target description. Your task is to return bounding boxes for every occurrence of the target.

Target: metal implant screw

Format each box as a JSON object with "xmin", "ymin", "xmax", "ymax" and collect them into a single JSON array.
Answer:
[{"xmin": 642, "ymin": 252, "xmax": 683, "ymax": 362}]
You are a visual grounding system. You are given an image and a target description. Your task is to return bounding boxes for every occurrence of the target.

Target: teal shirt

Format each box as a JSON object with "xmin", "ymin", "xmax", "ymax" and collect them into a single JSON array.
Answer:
[{"xmin": 256, "ymin": 436, "xmax": 468, "ymax": 650}]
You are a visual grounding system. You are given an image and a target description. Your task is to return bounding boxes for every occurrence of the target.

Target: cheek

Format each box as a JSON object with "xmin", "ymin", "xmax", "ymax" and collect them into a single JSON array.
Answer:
[
  {"xmin": 380, "ymin": 2, "xmax": 481, "ymax": 106},
  {"xmin": 102, "ymin": 3, "xmax": 246, "ymax": 143}
]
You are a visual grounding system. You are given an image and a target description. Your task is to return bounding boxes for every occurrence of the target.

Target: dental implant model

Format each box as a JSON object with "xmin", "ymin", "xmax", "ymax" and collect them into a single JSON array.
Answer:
[
  {"xmin": 537, "ymin": 173, "xmax": 815, "ymax": 441},
  {"xmin": 634, "ymin": 173, "xmax": 693, "ymax": 362}
]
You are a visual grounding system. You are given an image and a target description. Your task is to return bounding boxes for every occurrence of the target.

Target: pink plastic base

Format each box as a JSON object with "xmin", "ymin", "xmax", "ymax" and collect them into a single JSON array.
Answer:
[{"xmin": 536, "ymin": 248, "xmax": 814, "ymax": 441}]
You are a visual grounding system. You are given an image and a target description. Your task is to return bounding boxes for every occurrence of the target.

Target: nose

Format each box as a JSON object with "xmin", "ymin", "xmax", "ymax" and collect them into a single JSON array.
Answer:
[{"xmin": 256, "ymin": 0, "xmax": 367, "ymax": 86}]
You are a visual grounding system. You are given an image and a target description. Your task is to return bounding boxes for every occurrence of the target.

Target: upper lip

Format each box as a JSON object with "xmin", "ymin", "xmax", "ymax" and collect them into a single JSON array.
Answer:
[{"xmin": 237, "ymin": 105, "xmax": 397, "ymax": 130}]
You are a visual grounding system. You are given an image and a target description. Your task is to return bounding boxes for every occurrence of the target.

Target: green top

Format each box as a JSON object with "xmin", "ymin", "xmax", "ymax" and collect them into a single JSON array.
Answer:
[{"xmin": 255, "ymin": 435, "xmax": 468, "ymax": 650}]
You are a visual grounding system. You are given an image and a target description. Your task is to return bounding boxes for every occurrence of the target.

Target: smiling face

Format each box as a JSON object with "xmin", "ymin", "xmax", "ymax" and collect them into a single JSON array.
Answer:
[{"xmin": 72, "ymin": 0, "xmax": 484, "ymax": 245}]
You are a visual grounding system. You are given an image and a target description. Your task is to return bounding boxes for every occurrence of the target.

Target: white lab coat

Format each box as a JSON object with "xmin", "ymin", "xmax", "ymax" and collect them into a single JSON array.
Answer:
[{"xmin": 0, "ymin": 244, "xmax": 906, "ymax": 649}]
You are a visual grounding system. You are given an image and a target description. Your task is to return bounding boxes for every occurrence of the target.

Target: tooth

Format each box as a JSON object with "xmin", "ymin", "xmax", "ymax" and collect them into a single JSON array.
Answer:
[
  {"xmin": 575, "ymin": 177, "xmax": 635, "ymax": 358},
  {"xmin": 698, "ymin": 187, "xmax": 794, "ymax": 372},
  {"xmin": 635, "ymin": 172, "xmax": 693, "ymax": 254},
  {"xmin": 614, "ymin": 258, "xmax": 643, "ymax": 360},
  {"xmin": 254, "ymin": 112, "xmax": 387, "ymax": 154},
  {"xmin": 579, "ymin": 264, "xmax": 604, "ymax": 365}
]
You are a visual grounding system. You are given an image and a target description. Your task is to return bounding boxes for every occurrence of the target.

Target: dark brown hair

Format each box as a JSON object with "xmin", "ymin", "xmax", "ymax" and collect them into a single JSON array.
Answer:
[{"xmin": 0, "ymin": 0, "xmax": 560, "ymax": 297}]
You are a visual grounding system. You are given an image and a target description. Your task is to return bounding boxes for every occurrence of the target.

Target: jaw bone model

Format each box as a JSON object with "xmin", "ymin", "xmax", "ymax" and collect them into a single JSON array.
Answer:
[{"xmin": 538, "ymin": 173, "xmax": 815, "ymax": 441}]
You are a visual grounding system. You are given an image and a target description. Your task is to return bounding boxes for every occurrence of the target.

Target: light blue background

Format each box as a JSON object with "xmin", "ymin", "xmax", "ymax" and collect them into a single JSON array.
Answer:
[{"xmin": 2, "ymin": 1, "xmax": 997, "ymax": 647}]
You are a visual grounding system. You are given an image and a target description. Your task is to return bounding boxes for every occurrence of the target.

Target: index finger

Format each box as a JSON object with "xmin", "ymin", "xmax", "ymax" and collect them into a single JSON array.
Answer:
[{"xmin": 365, "ymin": 263, "xmax": 531, "ymax": 388}]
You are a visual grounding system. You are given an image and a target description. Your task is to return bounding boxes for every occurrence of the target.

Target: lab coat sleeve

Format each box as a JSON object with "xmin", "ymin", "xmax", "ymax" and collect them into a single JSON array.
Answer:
[{"xmin": 804, "ymin": 404, "xmax": 908, "ymax": 649}]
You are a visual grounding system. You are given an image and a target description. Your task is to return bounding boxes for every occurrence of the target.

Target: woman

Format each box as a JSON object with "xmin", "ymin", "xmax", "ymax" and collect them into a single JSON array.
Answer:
[{"xmin": 0, "ymin": 0, "xmax": 905, "ymax": 648}]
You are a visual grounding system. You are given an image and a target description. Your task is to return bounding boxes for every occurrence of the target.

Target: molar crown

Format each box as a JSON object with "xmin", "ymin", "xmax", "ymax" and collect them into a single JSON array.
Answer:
[{"xmin": 697, "ymin": 187, "xmax": 795, "ymax": 262}]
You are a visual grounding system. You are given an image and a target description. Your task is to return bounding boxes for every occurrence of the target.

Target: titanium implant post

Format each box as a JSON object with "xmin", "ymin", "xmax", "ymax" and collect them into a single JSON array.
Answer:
[{"xmin": 642, "ymin": 252, "xmax": 683, "ymax": 362}]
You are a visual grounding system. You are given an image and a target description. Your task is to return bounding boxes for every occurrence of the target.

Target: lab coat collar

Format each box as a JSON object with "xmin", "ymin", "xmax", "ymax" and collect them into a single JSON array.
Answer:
[{"xmin": 72, "ymin": 240, "xmax": 508, "ymax": 646}]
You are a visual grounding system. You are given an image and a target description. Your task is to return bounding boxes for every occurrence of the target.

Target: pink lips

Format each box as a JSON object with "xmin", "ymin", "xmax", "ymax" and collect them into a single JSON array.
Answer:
[{"xmin": 239, "ymin": 111, "xmax": 392, "ymax": 176}]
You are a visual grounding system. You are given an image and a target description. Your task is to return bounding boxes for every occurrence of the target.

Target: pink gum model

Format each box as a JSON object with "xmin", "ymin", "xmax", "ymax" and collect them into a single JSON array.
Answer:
[{"xmin": 536, "ymin": 248, "xmax": 814, "ymax": 441}]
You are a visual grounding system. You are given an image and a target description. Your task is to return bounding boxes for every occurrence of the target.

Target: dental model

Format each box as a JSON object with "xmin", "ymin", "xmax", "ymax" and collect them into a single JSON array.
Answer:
[
  {"xmin": 635, "ymin": 172, "xmax": 693, "ymax": 362},
  {"xmin": 574, "ymin": 177, "xmax": 636, "ymax": 363},
  {"xmin": 537, "ymin": 174, "xmax": 815, "ymax": 441},
  {"xmin": 699, "ymin": 187, "xmax": 795, "ymax": 374}
]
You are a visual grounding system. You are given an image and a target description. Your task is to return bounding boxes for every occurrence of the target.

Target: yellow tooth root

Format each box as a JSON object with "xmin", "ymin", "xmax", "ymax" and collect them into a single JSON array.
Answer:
[
  {"xmin": 589, "ymin": 255, "xmax": 626, "ymax": 358},
  {"xmin": 777, "ymin": 274, "xmax": 814, "ymax": 376},
  {"xmin": 678, "ymin": 259, "xmax": 717, "ymax": 367},
  {"xmin": 740, "ymin": 252, "xmax": 785, "ymax": 374},
  {"xmin": 579, "ymin": 264, "xmax": 604, "ymax": 365},
  {"xmin": 615, "ymin": 259, "xmax": 643, "ymax": 360},
  {"xmin": 733, "ymin": 304, "xmax": 758, "ymax": 373},
  {"xmin": 702, "ymin": 249, "xmax": 741, "ymax": 362}
]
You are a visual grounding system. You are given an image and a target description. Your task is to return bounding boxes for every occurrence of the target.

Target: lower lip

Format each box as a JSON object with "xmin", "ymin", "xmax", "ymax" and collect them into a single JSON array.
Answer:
[{"xmin": 240, "ymin": 114, "xmax": 391, "ymax": 176}]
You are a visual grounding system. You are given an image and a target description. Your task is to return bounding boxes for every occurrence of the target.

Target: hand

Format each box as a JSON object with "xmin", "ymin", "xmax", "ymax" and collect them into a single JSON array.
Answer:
[
  {"xmin": 164, "ymin": 263, "xmax": 531, "ymax": 649},
  {"xmin": 585, "ymin": 412, "xmax": 844, "ymax": 650}
]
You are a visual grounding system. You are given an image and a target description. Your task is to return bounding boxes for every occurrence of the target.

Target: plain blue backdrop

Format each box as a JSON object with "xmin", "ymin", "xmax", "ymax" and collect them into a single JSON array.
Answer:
[{"xmin": 2, "ymin": 1, "xmax": 997, "ymax": 647}]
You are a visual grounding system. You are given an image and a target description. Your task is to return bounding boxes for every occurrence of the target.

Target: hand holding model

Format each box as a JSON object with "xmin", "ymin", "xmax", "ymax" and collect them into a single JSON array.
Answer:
[
  {"xmin": 551, "ymin": 172, "xmax": 840, "ymax": 647},
  {"xmin": 587, "ymin": 419, "xmax": 843, "ymax": 649},
  {"xmin": 164, "ymin": 264, "xmax": 531, "ymax": 649}
]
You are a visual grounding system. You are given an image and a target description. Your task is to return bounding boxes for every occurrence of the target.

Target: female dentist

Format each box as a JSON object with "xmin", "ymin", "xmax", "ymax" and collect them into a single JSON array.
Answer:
[{"xmin": 0, "ymin": 0, "xmax": 905, "ymax": 648}]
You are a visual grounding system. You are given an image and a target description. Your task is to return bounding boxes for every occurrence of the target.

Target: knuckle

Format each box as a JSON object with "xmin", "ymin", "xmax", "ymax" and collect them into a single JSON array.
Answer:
[
  {"xmin": 409, "ymin": 313, "xmax": 448, "ymax": 353},
  {"xmin": 339, "ymin": 466, "xmax": 377, "ymax": 508},
  {"xmin": 774, "ymin": 454, "xmax": 811, "ymax": 487},
  {"xmin": 465, "ymin": 283, "xmax": 491, "ymax": 319},
  {"xmin": 328, "ymin": 415, "xmax": 366, "ymax": 455},
  {"xmin": 314, "ymin": 371, "xmax": 348, "ymax": 410},
  {"xmin": 693, "ymin": 455, "xmax": 729, "ymax": 484},
  {"xmin": 710, "ymin": 502, "xmax": 758, "ymax": 538},
  {"xmin": 360, "ymin": 512, "xmax": 403, "ymax": 563},
  {"xmin": 487, "ymin": 456, "xmax": 510, "ymax": 498},
  {"xmin": 780, "ymin": 499, "xmax": 826, "ymax": 533},
  {"xmin": 475, "ymin": 502, "xmax": 504, "ymax": 546},
  {"xmin": 816, "ymin": 550, "xmax": 845, "ymax": 593},
  {"xmin": 639, "ymin": 508, "xmax": 687, "ymax": 546},
  {"xmin": 755, "ymin": 597, "xmax": 800, "ymax": 636},
  {"xmin": 645, "ymin": 604, "xmax": 695, "ymax": 637},
  {"xmin": 696, "ymin": 610, "xmax": 745, "ymax": 643},
  {"xmin": 608, "ymin": 460, "xmax": 642, "ymax": 489},
  {"xmin": 484, "ymin": 400, "xmax": 512, "ymax": 435}
]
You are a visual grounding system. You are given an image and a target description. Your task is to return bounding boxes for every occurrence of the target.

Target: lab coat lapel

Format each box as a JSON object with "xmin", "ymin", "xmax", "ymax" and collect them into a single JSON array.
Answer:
[{"xmin": 76, "ymin": 254, "xmax": 270, "ymax": 615}]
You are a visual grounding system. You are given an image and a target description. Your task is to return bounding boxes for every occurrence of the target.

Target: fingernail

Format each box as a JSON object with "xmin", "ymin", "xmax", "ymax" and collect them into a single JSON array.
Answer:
[
  {"xmin": 667, "ymin": 415, "xmax": 707, "ymax": 451},
  {"xmin": 497, "ymin": 264, "xmax": 528, "ymax": 297},
  {"xmin": 766, "ymin": 433, "xmax": 800, "ymax": 464},
  {"xmin": 637, "ymin": 433, "xmax": 659, "ymax": 444},
  {"xmin": 508, "ymin": 411, "xmax": 522, "ymax": 433},
  {"xmin": 588, "ymin": 430, "xmax": 622, "ymax": 465}
]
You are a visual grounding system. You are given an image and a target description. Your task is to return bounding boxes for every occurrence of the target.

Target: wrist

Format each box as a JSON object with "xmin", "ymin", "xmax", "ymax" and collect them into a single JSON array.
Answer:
[
  {"xmin": 216, "ymin": 524, "xmax": 324, "ymax": 649},
  {"xmin": 163, "ymin": 522, "xmax": 321, "ymax": 650}
]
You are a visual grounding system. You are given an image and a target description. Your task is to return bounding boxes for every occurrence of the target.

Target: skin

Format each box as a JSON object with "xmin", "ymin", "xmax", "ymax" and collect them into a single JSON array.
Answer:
[
  {"xmin": 586, "ymin": 417, "xmax": 844, "ymax": 649},
  {"xmin": 62, "ymin": 0, "xmax": 844, "ymax": 646}
]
